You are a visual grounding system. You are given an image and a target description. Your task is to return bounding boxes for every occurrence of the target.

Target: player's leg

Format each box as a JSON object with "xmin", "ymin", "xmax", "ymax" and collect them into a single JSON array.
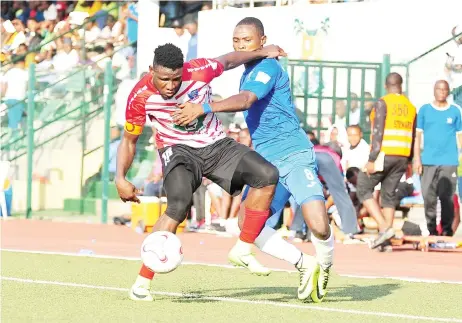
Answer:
[
  {"xmin": 437, "ymin": 166, "xmax": 458, "ymax": 236},
  {"xmin": 226, "ymin": 151, "xmax": 279, "ymax": 273},
  {"xmin": 205, "ymin": 139, "xmax": 278, "ymax": 272},
  {"xmin": 282, "ymin": 150, "xmax": 332, "ymax": 303},
  {"xmin": 130, "ymin": 164, "xmax": 199, "ymax": 301}
]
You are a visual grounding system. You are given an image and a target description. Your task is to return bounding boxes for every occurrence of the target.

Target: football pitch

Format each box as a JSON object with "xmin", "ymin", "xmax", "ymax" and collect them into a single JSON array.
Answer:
[{"xmin": 2, "ymin": 250, "xmax": 462, "ymax": 323}]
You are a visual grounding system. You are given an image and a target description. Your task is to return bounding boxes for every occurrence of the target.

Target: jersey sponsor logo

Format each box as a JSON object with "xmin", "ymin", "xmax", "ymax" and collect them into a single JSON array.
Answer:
[
  {"xmin": 393, "ymin": 120, "xmax": 413, "ymax": 129},
  {"xmin": 188, "ymin": 89, "xmax": 200, "ymax": 100},
  {"xmin": 173, "ymin": 115, "xmax": 206, "ymax": 132},
  {"xmin": 124, "ymin": 122, "xmax": 143, "ymax": 135},
  {"xmin": 255, "ymin": 71, "xmax": 271, "ymax": 84}
]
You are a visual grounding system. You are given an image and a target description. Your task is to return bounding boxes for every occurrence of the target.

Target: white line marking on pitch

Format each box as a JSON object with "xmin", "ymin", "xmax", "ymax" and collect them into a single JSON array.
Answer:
[
  {"xmin": 2, "ymin": 276, "xmax": 461, "ymax": 322},
  {"xmin": 2, "ymin": 248, "xmax": 462, "ymax": 285}
]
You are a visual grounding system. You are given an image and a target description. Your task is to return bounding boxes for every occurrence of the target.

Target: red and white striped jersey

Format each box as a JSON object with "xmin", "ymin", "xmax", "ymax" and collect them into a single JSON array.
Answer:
[{"xmin": 124, "ymin": 58, "xmax": 226, "ymax": 148}]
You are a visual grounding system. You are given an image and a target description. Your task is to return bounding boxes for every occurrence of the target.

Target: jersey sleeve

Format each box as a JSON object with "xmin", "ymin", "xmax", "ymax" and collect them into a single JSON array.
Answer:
[
  {"xmin": 185, "ymin": 58, "xmax": 224, "ymax": 84},
  {"xmin": 124, "ymin": 90, "xmax": 147, "ymax": 136},
  {"xmin": 416, "ymin": 105, "xmax": 425, "ymax": 132},
  {"xmin": 240, "ymin": 60, "xmax": 278, "ymax": 100}
]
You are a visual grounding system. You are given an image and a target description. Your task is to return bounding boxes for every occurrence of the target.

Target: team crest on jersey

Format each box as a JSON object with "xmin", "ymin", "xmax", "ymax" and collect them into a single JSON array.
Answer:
[
  {"xmin": 188, "ymin": 89, "xmax": 200, "ymax": 100},
  {"xmin": 174, "ymin": 115, "xmax": 205, "ymax": 132}
]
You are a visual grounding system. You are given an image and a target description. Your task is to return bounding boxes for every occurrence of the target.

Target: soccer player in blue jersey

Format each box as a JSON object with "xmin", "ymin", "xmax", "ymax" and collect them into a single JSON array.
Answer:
[{"xmin": 173, "ymin": 17, "xmax": 333, "ymax": 303}]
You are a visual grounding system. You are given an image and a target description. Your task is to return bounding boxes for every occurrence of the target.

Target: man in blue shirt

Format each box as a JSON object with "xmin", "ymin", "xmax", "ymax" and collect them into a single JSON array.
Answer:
[
  {"xmin": 173, "ymin": 17, "xmax": 333, "ymax": 303},
  {"xmin": 414, "ymin": 80, "xmax": 462, "ymax": 236}
]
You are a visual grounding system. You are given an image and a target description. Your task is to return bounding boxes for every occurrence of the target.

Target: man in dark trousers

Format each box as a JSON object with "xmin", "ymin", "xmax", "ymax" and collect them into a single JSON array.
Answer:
[{"xmin": 413, "ymin": 80, "xmax": 462, "ymax": 236}]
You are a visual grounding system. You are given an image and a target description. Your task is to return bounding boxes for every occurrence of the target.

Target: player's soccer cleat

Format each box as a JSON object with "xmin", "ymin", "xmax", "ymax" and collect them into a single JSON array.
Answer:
[
  {"xmin": 296, "ymin": 254, "xmax": 320, "ymax": 301},
  {"xmin": 310, "ymin": 265, "xmax": 331, "ymax": 303},
  {"xmin": 129, "ymin": 284, "xmax": 154, "ymax": 302},
  {"xmin": 228, "ymin": 246, "xmax": 271, "ymax": 276}
]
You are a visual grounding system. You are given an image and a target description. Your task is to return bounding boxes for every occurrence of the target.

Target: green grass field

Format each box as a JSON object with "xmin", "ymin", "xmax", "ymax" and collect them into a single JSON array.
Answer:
[{"xmin": 1, "ymin": 251, "xmax": 461, "ymax": 323}]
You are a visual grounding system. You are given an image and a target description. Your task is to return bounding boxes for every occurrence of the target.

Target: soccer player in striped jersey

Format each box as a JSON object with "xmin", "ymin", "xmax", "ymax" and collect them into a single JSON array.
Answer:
[
  {"xmin": 116, "ymin": 43, "xmax": 286, "ymax": 301},
  {"xmin": 173, "ymin": 18, "xmax": 334, "ymax": 303}
]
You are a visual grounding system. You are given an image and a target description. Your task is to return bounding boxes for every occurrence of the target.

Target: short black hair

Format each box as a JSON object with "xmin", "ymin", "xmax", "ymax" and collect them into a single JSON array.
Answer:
[
  {"xmin": 386, "ymin": 72, "xmax": 403, "ymax": 86},
  {"xmin": 324, "ymin": 141, "xmax": 342, "ymax": 159},
  {"xmin": 236, "ymin": 17, "xmax": 265, "ymax": 37},
  {"xmin": 346, "ymin": 167, "xmax": 360, "ymax": 180},
  {"xmin": 347, "ymin": 124, "xmax": 362, "ymax": 132},
  {"xmin": 153, "ymin": 43, "xmax": 184, "ymax": 70}
]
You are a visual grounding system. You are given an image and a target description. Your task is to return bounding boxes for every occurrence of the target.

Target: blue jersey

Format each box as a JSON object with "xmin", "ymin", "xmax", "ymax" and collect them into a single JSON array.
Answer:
[
  {"xmin": 417, "ymin": 103, "xmax": 462, "ymax": 166},
  {"xmin": 240, "ymin": 58, "xmax": 312, "ymax": 162}
]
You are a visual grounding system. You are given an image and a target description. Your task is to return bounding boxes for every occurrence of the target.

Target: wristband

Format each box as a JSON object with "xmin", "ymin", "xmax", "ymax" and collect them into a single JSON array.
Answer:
[{"xmin": 202, "ymin": 103, "xmax": 212, "ymax": 114}]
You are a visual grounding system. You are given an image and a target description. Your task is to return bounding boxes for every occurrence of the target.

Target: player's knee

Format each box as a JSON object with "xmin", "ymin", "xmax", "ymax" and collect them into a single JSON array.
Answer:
[{"xmin": 165, "ymin": 194, "xmax": 192, "ymax": 223}]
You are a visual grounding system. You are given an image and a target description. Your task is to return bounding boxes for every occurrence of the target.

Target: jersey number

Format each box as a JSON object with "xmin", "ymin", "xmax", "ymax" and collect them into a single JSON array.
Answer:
[
  {"xmin": 304, "ymin": 169, "xmax": 316, "ymax": 188},
  {"xmin": 162, "ymin": 147, "xmax": 173, "ymax": 166}
]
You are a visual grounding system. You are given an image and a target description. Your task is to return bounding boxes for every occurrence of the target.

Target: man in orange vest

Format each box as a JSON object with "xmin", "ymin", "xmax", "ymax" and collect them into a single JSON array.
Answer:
[{"xmin": 356, "ymin": 73, "xmax": 416, "ymax": 249}]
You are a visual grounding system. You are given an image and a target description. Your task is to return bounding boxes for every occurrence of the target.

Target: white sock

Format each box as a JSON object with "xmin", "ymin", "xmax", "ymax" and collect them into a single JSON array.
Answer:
[
  {"xmin": 135, "ymin": 275, "xmax": 151, "ymax": 288},
  {"xmin": 235, "ymin": 238, "xmax": 253, "ymax": 254},
  {"xmin": 311, "ymin": 225, "xmax": 334, "ymax": 270},
  {"xmin": 254, "ymin": 226, "xmax": 303, "ymax": 266}
]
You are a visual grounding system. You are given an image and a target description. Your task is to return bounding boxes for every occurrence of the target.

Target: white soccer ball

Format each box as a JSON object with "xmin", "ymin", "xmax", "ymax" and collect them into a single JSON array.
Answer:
[{"xmin": 141, "ymin": 231, "xmax": 184, "ymax": 273}]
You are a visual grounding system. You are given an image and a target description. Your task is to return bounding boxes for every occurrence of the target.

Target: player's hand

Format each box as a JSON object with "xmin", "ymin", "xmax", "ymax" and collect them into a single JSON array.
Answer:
[
  {"xmin": 260, "ymin": 44, "xmax": 287, "ymax": 59},
  {"xmin": 413, "ymin": 159, "xmax": 423, "ymax": 175},
  {"xmin": 365, "ymin": 162, "xmax": 376, "ymax": 175},
  {"xmin": 115, "ymin": 178, "xmax": 141, "ymax": 203},
  {"xmin": 173, "ymin": 101, "xmax": 204, "ymax": 126}
]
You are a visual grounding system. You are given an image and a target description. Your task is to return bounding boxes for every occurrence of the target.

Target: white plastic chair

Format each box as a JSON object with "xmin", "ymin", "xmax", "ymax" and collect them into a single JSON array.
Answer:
[{"xmin": 0, "ymin": 161, "xmax": 11, "ymax": 218}]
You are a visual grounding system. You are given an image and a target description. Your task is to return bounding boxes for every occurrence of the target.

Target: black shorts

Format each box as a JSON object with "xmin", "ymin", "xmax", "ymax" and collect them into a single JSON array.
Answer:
[
  {"xmin": 356, "ymin": 156, "xmax": 408, "ymax": 208},
  {"xmin": 158, "ymin": 137, "xmax": 256, "ymax": 197}
]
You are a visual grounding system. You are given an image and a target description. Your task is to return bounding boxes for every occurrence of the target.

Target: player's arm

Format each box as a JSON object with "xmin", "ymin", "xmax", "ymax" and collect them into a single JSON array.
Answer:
[
  {"xmin": 115, "ymin": 94, "xmax": 146, "ymax": 203},
  {"xmin": 368, "ymin": 100, "xmax": 387, "ymax": 162},
  {"xmin": 214, "ymin": 45, "xmax": 285, "ymax": 71}
]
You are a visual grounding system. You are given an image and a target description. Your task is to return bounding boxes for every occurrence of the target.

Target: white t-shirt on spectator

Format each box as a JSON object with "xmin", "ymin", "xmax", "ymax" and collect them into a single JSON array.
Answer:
[
  {"xmin": 2, "ymin": 67, "xmax": 28, "ymax": 100},
  {"xmin": 101, "ymin": 21, "xmax": 123, "ymax": 40},
  {"xmin": 344, "ymin": 138, "xmax": 370, "ymax": 170},
  {"xmin": 84, "ymin": 26, "xmax": 101, "ymax": 44},
  {"xmin": 53, "ymin": 49, "xmax": 79, "ymax": 72},
  {"xmin": 349, "ymin": 108, "xmax": 360, "ymax": 125},
  {"xmin": 93, "ymin": 52, "xmax": 130, "ymax": 80}
]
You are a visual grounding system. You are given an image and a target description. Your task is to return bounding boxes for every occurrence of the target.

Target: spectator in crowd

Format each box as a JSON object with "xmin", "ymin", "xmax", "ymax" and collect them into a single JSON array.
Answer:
[
  {"xmin": 0, "ymin": 55, "xmax": 27, "ymax": 130},
  {"xmin": 348, "ymin": 92, "xmax": 360, "ymax": 125},
  {"xmin": 2, "ymin": 19, "xmax": 26, "ymax": 55},
  {"xmin": 356, "ymin": 73, "xmax": 416, "ymax": 249},
  {"xmin": 92, "ymin": 43, "xmax": 130, "ymax": 82},
  {"xmin": 363, "ymin": 91, "xmax": 374, "ymax": 131},
  {"xmin": 124, "ymin": 1, "xmax": 138, "ymax": 46},
  {"xmin": 100, "ymin": 14, "xmax": 123, "ymax": 43},
  {"xmin": 414, "ymin": 80, "xmax": 462, "ymax": 236},
  {"xmin": 313, "ymin": 140, "xmax": 358, "ymax": 234},
  {"xmin": 185, "ymin": 18, "xmax": 198, "ymax": 61},
  {"xmin": 170, "ymin": 19, "xmax": 190, "ymax": 61},
  {"xmin": 344, "ymin": 124, "xmax": 369, "ymax": 170},
  {"xmin": 25, "ymin": 17, "xmax": 42, "ymax": 50},
  {"xmin": 52, "ymin": 37, "xmax": 79, "ymax": 73},
  {"xmin": 332, "ymin": 99, "xmax": 346, "ymax": 127}
]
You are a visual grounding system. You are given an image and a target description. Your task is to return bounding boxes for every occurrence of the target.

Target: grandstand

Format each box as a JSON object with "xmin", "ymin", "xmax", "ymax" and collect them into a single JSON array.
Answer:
[{"xmin": 1, "ymin": 1, "xmax": 462, "ymax": 322}]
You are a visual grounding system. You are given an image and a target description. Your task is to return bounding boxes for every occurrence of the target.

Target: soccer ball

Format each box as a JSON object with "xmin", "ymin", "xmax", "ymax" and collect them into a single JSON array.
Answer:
[{"xmin": 140, "ymin": 231, "xmax": 184, "ymax": 273}]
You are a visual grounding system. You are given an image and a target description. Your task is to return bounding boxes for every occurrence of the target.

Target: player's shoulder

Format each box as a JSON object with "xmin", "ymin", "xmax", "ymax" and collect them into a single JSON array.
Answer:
[
  {"xmin": 128, "ymin": 74, "xmax": 157, "ymax": 103},
  {"xmin": 254, "ymin": 58, "xmax": 281, "ymax": 73},
  {"xmin": 183, "ymin": 57, "xmax": 223, "ymax": 82}
]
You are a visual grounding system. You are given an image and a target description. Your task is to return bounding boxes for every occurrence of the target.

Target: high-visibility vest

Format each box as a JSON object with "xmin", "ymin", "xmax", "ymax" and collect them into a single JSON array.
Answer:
[{"xmin": 370, "ymin": 93, "xmax": 416, "ymax": 157}]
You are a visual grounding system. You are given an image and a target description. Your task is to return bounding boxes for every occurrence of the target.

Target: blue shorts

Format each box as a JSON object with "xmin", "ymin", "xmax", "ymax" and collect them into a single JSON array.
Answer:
[{"xmin": 242, "ymin": 149, "xmax": 324, "ymax": 214}]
